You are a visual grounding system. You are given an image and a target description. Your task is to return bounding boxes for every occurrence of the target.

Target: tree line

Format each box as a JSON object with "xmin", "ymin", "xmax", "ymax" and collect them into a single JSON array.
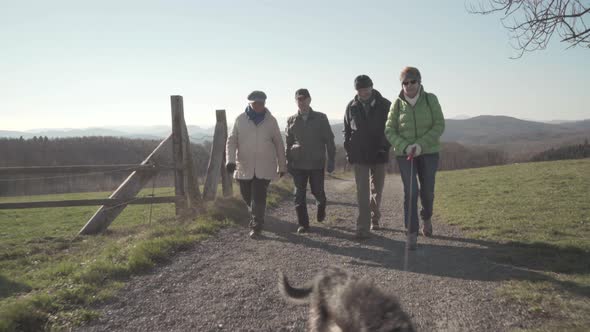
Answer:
[
  {"xmin": 2, "ymin": 136, "xmax": 585, "ymax": 197},
  {"xmin": 332, "ymin": 141, "xmax": 508, "ymax": 173},
  {"xmin": 530, "ymin": 140, "xmax": 590, "ymax": 162},
  {"xmin": 0, "ymin": 137, "xmax": 210, "ymax": 197}
]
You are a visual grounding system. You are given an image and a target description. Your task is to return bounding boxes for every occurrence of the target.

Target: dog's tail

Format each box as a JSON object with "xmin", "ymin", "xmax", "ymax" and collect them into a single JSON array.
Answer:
[{"xmin": 278, "ymin": 271, "xmax": 312, "ymax": 304}]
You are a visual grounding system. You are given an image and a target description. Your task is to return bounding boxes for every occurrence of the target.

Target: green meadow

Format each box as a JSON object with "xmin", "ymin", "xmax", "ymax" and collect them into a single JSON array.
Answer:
[
  {"xmin": 436, "ymin": 159, "xmax": 590, "ymax": 331},
  {"xmin": 0, "ymin": 180, "xmax": 292, "ymax": 331}
]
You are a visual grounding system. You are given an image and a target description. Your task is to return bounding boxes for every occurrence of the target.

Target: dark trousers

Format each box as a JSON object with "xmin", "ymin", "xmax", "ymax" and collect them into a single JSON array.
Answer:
[
  {"xmin": 238, "ymin": 176, "xmax": 271, "ymax": 231},
  {"xmin": 291, "ymin": 168, "xmax": 326, "ymax": 227},
  {"xmin": 396, "ymin": 153, "xmax": 439, "ymax": 234}
]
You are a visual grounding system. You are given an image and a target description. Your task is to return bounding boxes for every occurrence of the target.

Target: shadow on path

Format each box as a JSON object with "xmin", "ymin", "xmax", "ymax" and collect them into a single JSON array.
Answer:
[{"xmin": 244, "ymin": 215, "xmax": 590, "ymax": 300}]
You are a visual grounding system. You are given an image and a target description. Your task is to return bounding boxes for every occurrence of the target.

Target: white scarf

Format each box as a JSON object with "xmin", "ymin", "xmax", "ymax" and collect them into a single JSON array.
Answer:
[{"xmin": 404, "ymin": 86, "xmax": 422, "ymax": 107}]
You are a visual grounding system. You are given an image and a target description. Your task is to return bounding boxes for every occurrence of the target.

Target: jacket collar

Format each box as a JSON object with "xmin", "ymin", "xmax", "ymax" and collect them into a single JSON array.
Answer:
[
  {"xmin": 245, "ymin": 105, "xmax": 268, "ymax": 124},
  {"xmin": 351, "ymin": 89, "xmax": 383, "ymax": 108},
  {"xmin": 296, "ymin": 108, "xmax": 317, "ymax": 119},
  {"xmin": 398, "ymin": 85, "xmax": 424, "ymax": 103}
]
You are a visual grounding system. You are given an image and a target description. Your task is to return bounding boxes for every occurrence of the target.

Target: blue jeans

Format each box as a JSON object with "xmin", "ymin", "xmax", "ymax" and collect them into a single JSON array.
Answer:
[{"xmin": 396, "ymin": 153, "xmax": 439, "ymax": 234}]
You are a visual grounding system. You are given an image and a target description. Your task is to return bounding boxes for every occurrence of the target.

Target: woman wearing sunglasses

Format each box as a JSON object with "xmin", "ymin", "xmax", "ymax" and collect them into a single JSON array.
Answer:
[{"xmin": 385, "ymin": 67, "xmax": 445, "ymax": 250}]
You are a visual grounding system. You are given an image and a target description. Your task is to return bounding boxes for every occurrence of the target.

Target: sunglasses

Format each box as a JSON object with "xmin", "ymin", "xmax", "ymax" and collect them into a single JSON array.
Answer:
[
  {"xmin": 296, "ymin": 96, "xmax": 309, "ymax": 101},
  {"xmin": 402, "ymin": 80, "xmax": 418, "ymax": 86}
]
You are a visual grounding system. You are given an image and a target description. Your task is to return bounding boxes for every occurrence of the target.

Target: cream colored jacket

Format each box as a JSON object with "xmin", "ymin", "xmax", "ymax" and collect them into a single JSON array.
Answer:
[{"xmin": 226, "ymin": 111, "xmax": 287, "ymax": 180}]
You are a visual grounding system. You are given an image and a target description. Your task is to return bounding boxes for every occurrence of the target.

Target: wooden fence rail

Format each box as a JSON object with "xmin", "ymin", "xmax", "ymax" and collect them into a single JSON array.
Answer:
[
  {"xmin": 0, "ymin": 196, "xmax": 177, "ymax": 209},
  {"xmin": 0, "ymin": 164, "xmax": 162, "ymax": 176},
  {"xmin": 1, "ymin": 95, "xmax": 231, "ymax": 236},
  {"xmin": 78, "ymin": 133, "xmax": 173, "ymax": 235}
]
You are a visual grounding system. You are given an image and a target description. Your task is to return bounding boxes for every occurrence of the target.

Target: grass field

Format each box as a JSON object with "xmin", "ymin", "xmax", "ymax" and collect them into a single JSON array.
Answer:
[
  {"xmin": 4, "ymin": 159, "xmax": 587, "ymax": 331},
  {"xmin": 0, "ymin": 179, "xmax": 292, "ymax": 331},
  {"xmin": 435, "ymin": 158, "xmax": 590, "ymax": 331}
]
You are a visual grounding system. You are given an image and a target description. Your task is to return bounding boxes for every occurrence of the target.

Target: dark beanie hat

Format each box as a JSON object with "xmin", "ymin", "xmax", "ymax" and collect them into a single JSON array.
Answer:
[
  {"xmin": 295, "ymin": 88, "xmax": 311, "ymax": 99},
  {"xmin": 354, "ymin": 75, "xmax": 373, "ymax": 89}
]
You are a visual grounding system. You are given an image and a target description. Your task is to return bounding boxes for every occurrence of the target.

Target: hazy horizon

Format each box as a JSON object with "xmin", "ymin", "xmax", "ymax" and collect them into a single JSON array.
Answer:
[{"xmin": 2, "ymin": 114, "xmax": 589, "ymax": 134}]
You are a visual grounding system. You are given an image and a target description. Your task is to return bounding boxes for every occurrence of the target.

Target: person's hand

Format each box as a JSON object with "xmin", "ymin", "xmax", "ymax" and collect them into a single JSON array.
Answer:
[
  {"xmin": 226, "ymin": 163, "xmax": 236, "ymax": 174},
  {"xmin": 326, "ymin": 160, "xmax": 335, "ymax": 173},
  {"xmin": 405, "ymin": 144, "xmax": 422, "ymax": 157}
]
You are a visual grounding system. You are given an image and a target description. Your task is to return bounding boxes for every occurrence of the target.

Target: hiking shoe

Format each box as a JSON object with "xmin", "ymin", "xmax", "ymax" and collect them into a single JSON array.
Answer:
[
  {"xmin": 297, "ymin": 226, "xmax": 309, "ymax": 234},
  {"xmin": 370, "ymin": 223, "xmax": 380, "ymax": 231},
  {"xmin": 248, "ymin": 229, "xmax": 261, "ymax": 239},
  {"xmin": 317, "ymin": 206, "xmax": 326, "ymax": 222},
  {"xmin": 421, "ymin": 219, "xmax": 433, "ymax": 237},
  {"xmin": 406, "ymin": 233, "xmax": 418, "ymax": 250}
]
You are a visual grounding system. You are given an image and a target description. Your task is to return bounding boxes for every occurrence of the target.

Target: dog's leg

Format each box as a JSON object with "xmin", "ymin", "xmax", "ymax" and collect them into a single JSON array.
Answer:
[{"xmin": 309, "ymin": 295, "xmax": 332, "ymax": 332}]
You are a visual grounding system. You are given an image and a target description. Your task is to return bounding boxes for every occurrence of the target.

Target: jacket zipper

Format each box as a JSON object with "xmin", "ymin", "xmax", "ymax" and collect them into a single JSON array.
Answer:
[{"xmin": 255, "ymin": 120, "xmax": 259, "ymax": 177}]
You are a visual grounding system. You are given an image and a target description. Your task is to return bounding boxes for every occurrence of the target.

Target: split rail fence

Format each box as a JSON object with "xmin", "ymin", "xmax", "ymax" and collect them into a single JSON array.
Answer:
[{"xmin": 0, "ymin": 96, "xmax": 233, "ymax": 235}]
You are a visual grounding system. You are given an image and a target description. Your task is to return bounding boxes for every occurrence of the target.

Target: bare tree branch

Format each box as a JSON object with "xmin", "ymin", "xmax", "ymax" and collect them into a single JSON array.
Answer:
[{"xmin": 468, "ymin": 0, "xmax": 590, "ymax": 57}]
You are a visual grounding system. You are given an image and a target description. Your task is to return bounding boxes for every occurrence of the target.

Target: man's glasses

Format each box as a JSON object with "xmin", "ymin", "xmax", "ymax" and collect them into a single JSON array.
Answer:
[
  {"xmin": 296, "ymin": 96, "xmax": 308, "ymax": 101},
  {"xmin": 402, "ymin": 80, "xmax": 418, "ymax": 86}
]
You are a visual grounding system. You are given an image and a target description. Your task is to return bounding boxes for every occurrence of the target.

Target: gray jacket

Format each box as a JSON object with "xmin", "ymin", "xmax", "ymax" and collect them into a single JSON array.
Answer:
[{"xmin": 285, "ymin": 109, "xmax": 336, "ymax": 170}]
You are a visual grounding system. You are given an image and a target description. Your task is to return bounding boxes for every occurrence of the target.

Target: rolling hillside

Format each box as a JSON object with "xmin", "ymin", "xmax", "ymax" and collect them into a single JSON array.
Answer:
[
  {"xmin": 330, "ymin": 116, "xmax": 588, "ymax": 153},
  {"xmin": 2, "ymin": 116, "xmax": 588, "ymax": 156}
]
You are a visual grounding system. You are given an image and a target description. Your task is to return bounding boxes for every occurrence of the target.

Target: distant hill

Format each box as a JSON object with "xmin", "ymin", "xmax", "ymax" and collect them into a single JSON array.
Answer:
[
  {"xmin": 0, "ymin": 130, "xmax": 27, "ymax": 138},
  {"xmin": 441, "ymin": 116, "xmax": 589, "ymax": 157},
  {"xmin": 327, "ymin": 116, "xmax": 589, "ymax": 158},
  {"xmin": 0, "ymin": 126, "xmax": 215, "ymax": 143},
  {"xmin": 561, "ymin": 119, "xmax": 590, "ymax": 131},
  {"xmin": 442, "ymin": 116, "xmax": 584, "ymax": 144},
  {"xmin": 2, "ymin": 116, "xmax": 588, "ymax": 156},
  {"xmin": 29, "ymin": 128, "xmax": 130, "ymax": 138}
]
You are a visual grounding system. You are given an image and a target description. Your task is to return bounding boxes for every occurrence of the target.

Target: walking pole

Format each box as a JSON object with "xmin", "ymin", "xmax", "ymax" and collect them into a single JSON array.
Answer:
[{"xmin": 403, "ymin": 146, "xmax": 416, "ymax": 271}]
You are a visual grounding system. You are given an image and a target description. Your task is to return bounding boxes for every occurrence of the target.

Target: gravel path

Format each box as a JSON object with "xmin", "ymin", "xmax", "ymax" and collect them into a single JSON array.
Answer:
[{"xmin": 78, "ymin": 175, "xmax": 536, "ymax": 331}]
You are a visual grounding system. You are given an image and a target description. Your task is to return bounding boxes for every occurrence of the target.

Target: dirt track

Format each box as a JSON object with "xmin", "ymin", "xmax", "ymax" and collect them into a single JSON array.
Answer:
[{"xmin": 78, "ymin": 175, "xmax": 535, "ymax": 331}]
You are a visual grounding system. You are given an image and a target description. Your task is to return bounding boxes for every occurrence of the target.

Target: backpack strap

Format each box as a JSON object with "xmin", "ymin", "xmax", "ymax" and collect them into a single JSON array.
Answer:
[
  {"xmin": 394, "ymin": 98, "xmax": 401, "ymax": 132},
  {"xmin": 424, "ymin": 92, "xmax": 434, "ymax": 128}
]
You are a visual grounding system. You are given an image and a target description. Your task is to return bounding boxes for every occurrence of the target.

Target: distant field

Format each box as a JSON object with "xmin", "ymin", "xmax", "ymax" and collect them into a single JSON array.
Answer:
[
  {"xmin": 436, "ymin": 159, "xmax": 590, "ymax": 331},
  {"xmin": 0, "ymin": 187, "xmax": 177, "ymax": 249}
]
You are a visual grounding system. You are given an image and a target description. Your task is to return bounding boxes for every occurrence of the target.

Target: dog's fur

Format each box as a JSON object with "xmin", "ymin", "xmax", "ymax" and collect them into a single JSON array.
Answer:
[{"xmin": 278, "ymin": 267, "xmax": 415, "ymax": 332}]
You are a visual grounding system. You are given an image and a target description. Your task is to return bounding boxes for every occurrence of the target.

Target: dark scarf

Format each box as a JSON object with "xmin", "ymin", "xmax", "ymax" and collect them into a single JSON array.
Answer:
[
  {"xmin": 357, "ymin": 92, "xmax": 376, "ymax": 114},
  {"xmin": 245, "ymin": 105, "xmax": 267, "ymax": 125}
]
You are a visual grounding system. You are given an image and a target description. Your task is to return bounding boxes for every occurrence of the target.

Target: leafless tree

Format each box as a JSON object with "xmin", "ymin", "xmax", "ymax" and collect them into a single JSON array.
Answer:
[{"xmin": 468, "ymin": 0, "xmax": 590, "ymax": 57}]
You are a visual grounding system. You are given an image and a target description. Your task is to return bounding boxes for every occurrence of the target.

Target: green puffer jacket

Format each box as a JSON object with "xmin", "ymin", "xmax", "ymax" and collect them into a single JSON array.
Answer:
[{"xmin": 385, "ymin": 86, "xmax": 445, "ymax": 156}]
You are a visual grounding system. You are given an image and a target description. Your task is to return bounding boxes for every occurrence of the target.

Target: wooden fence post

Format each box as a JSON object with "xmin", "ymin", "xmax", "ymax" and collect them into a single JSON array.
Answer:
[
  {"xmin": 171, "ymin": 96, "xmax": 186, "ymax": 215},
  {"xmin": 220, "ymin": 111, "xmax": 233, "ymax": 197},
  {"xmin": 171, "ymin": 95, "xmax": 201, "ymax": 216},
  {"xmin": 203, "ymin": 110, "xmax": 231, "ymax": 200}
]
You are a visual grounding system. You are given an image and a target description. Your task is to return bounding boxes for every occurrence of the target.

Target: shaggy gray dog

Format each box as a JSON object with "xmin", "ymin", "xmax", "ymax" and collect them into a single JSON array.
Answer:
[{"xmin": 278, "ymin": 267, "xmax": 415, "ymax": 332}]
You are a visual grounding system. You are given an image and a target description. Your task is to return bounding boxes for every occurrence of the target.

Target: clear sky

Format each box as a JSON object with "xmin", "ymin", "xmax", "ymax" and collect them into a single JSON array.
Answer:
[{"xmin": 1, "ymin": 0, "xmax": 589, "ymax": 131}]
